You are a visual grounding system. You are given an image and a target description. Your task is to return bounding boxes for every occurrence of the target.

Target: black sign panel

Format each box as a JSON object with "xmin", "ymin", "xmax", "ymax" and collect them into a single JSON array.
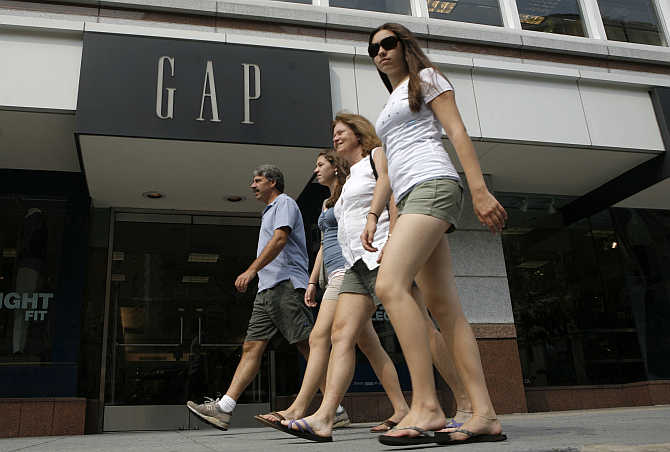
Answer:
[
  {"xmin": 652, "ymin": 87, "xmax": 670, "ymax": 152},
  {"xmin": 76, "ymin": 32, "xmax": 332, "ymax": 148}
]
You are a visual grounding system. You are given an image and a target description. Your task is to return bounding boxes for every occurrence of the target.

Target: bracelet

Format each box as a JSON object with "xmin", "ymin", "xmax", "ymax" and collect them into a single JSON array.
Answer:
[
  {"xmin": 367, "ymin": 211, "xmax": 379, "ymax": 220},
  {"xmin": 308, "ymin": 282, "xmax": 318, "ymax": 285}
]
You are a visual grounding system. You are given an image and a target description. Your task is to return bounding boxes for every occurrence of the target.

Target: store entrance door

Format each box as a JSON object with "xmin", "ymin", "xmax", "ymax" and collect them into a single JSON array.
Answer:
[{"xmin": 103, "ymin": 212, "xmax": 272, "ymax": 431}]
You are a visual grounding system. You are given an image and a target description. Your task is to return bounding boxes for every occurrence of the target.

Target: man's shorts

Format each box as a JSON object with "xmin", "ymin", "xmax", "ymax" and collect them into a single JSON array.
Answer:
[
  {"xmin": 245, "ymin": 280, "xmax": 314, "ymax": 344},
  {"xmin": 339, "ymin": 259, "xmax": 382, "ymax": 306},
  {"xmin": 397, "ymin": 178, "xmax": 463, "ymax": 233}
]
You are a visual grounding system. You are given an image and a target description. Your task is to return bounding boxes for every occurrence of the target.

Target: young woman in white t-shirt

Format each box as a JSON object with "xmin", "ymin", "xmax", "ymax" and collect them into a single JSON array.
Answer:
[{"xmin": 363, "ymin": 23, "xmax": 508, "ymax": 446}]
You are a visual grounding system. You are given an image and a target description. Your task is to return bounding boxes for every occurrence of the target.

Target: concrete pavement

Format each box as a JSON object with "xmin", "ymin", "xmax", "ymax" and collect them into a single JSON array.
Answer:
[{"xmin": 2, "ymin": 405, "xmax": 670, "ymax": 452}]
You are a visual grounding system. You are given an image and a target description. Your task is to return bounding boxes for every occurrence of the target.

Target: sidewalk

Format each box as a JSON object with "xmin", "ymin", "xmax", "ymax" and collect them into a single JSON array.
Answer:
[{"xmin": 2, "ymin": 405, "xmax": 670, "ymax": 452}]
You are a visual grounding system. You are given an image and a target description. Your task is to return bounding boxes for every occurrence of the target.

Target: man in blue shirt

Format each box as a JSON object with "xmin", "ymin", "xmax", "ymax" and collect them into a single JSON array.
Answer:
[{"xmin": 187, "ymin": 165, "xmax": 314, "ymax": 430}]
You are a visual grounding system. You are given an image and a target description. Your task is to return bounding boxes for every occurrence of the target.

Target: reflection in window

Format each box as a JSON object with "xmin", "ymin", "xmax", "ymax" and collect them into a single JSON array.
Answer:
[
  {"xmin": 517, "ymin": 0, "xmax": 585, "ymax": 37},
  {"xmin": 597, "ymin": 0, "xmax": 665, "ymax": 46},
  {"xmin": 330, "ymin": 0, "xmax": 412, "ymax": 15},
  {"xmin": 427, "ymin": 0, "xmax": 503, "ymax": 27},
  {"xmin": 500, "ymin": 194, "xmax": 670, "ymax": 386}
]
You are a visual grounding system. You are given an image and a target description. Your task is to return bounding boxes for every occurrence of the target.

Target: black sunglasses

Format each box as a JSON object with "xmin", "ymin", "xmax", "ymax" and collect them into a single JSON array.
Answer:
[{"xmin": 368, "ymin": 35, "xmax": 399, "ymax": 58}]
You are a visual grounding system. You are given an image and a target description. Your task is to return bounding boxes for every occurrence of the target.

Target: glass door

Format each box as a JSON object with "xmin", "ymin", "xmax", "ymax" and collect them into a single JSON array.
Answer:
[{"xmin": 103, "ymin": 213, "xmax": 270, "ymax": 430}]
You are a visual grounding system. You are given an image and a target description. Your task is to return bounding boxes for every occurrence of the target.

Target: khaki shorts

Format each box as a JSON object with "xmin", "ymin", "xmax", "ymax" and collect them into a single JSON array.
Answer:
[
  {"xmin": 322, "ymin": 270, "xmax": 345, "ymax": 302},
  {"xmin": 397, "ymin": 178, "xmax": 463, "ymax": 233},
  {"xmin": 339, "ymin": 260, "xmax": 382, "ymax": 306},
  {"xmin": 245, "ymin": 280, "xmax": 314, "ymax": 344}
]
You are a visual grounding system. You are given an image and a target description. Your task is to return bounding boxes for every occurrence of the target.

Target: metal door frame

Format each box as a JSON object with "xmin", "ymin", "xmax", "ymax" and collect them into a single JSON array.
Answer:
[{"xmin": 99, "ymin": 209, "xmax": 272, "ymax": 431}]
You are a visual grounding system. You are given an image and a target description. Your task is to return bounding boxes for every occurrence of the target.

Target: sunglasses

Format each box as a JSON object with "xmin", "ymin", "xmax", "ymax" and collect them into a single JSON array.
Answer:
[{"xmin": 368, "ymin": 35, "xmax": 399, "ymax": 58}]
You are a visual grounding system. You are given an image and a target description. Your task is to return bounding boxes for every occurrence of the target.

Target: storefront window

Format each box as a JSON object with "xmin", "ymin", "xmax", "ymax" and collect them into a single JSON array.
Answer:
[
  {"xmin": 330, "ymin": 0, "xmax": 412, "ymax": 15},
  {"xmin": 517, "ymin": 0, "xmax": 586, "ymax": 37},
  {"xmin": 0, "ymin": 197, "xmax": 66, "ymax": 365},
  {"xmin": 427, "ymin": 0, "xmax": 503, "ymax": 27},
  {"xmin": 0, "ymin": 181, "xmax": 89, "ymax": 398},
  {"xmin": 597, "ymin": 0, "xmax": 665, "ymax": 46},
  {"xmin": 105, "ymin": 217, "xmax": 271, "ymax": 406},
  {"xmin": 500, "ymin": 193, "xmax": 670, "ymax": 387}
]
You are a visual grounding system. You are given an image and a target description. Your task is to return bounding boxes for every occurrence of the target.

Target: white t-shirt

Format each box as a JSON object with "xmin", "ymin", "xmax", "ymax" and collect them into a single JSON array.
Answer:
[
  {"xmin": 334, "ymin": 148, "xmax": 390, "ymax": 271},
  {"xmin": 375, "ymin": 67, "xmax": 460, "ymax": 203}
]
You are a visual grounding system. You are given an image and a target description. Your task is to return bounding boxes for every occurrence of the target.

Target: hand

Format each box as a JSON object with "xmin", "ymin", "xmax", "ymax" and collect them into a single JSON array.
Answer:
[
  {"xmin": 361, "ymin": 215, "xmax": 378, "ymax": 252},
  {"xmin": 304, "ymin": 284, "xmax": 318, "ymax": 307},
  {"xmin": 472, "ymin": 188, "xmax": 507, "ymax": 233},
  {"xmin": 235, "ymin": 268, "xmax": 257, "ymax": 293}
]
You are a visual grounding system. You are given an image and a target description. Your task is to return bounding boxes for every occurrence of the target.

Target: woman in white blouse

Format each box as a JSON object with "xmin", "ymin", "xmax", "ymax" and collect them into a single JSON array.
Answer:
[
  {"xmin": 364, "ymin": 23, "xmax": 508, "ymax": 446},
  {"xmin": 278, "ymin": 113, "xmax": 401, "ymax": 442},
  {"xmin": 279, "ymin": 113, "xmax": 471, "ymax": 443}
]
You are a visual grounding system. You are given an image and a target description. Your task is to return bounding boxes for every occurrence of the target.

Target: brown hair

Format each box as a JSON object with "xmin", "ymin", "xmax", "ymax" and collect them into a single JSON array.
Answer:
[
  {"xmin": 368, "ymin": 23, "xmax": 451, "ymax": 113},
  {"xmin": 317, "ymin": 151, "xmax": 350, "ymax": 208},
  {"xmin": 331, "ymin": 112, "xmax": 382, "ymax": 157}
]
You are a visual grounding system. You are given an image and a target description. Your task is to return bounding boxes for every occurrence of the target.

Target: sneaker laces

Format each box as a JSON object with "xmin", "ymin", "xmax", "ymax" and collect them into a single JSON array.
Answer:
[{"xmin": 204, "ymin": 396, "xmax": 220, "ymax": 404}]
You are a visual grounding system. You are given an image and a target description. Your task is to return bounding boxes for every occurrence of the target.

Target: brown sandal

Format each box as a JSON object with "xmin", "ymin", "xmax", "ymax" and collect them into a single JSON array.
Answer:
[
  {"xmin": 254, "ymin": 411, "xmax": 286, "ymax": 428},
  {"xmin": 370, "ymin": 419, "xmax": 398, "ymax": 432}
]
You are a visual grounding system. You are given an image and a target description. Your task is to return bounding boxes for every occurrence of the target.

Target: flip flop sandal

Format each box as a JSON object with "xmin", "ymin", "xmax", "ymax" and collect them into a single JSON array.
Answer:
[
  {"xmin": 378, "ymin": 426, "xmax": 436, "ymax": 446},
  {"xmin": 370, "ymin": 418, "xmax": 398, "ymax": 433},
  {"xmin": 254, "ymin": 412, "xmax": 286, "ymax": 428},
  {"xmin": 434, "ymin": 427, "xmax": 507, "ymax": 445},
  {"xmin": 283, "ymin": 419, "xmax": 333, "ymax": 443}
]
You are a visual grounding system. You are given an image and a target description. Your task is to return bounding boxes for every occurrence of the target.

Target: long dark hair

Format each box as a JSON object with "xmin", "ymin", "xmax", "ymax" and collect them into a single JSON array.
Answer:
[
  {"xmin": 368, "ymin": 22, "xmax": 451, "ymax": 113},
  {"xmin": 318, "ymin": 151, "xmax": 349, "ymax": 208}
]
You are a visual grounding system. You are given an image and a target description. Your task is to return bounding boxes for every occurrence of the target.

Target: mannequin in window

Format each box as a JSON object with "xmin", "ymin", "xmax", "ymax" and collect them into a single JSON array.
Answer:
[{"xmin": 13, "ymin": 208, "xmax": 48, "ymax": 355}]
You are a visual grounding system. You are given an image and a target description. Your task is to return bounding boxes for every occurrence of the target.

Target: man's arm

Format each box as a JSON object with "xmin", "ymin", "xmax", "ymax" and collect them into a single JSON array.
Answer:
[{"xmin": 235, "ymin": 227, "xmax": 290, "ymax": 293}]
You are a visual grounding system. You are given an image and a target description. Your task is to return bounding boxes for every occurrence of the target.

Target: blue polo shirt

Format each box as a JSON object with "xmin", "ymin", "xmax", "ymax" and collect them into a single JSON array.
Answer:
[{"xmin": 257, "ymin": 193, "xmax": 309, "ymax": 293}]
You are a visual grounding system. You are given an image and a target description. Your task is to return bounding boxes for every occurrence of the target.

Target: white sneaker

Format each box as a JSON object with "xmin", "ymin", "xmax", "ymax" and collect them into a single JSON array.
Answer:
[
  {"xmin": 333, "ymin": 409, "xmax": 351, "ymax": 429},
  {"xmin": 187, "ymin": 398, "xmax": 232, "ymax": 431}
]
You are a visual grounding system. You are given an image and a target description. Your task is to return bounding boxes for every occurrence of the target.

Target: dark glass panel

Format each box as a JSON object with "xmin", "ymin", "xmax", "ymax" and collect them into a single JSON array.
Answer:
[
  {"xmin": 499, "ymin": 193, "xmax": 666, "ymax": 387},
  {"xmin": 104, "ymin": 218, "xmax": 274, "ymax": 406},
  {"xmin": 598, "ymin": 0, "xmax": 664, "ymax": 46},
  {"xmin": 428, "ymin": 0, "xmax": 503, "ymax": 27},
  {"xmin": 330, "ymin": 0, "xmax": 412, "ymax": 15},
  {"xmin": 610, "ymin": 208, "xmax": 670, "ymax": 380},
  {"xmin": 517, "ymin": 0, "xmax": 586, "ymax": 37}
]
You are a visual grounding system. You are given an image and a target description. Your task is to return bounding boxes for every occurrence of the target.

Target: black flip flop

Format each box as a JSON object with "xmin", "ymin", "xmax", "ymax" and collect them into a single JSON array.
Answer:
[
  {"xmin": 378, "ymin": 426, "xmax": 436, "ymax": 446},
  {"xmin": 282, "ymin": 419, "xmax": 333, "ymax": 442},
  {"xmin": 370, "ymin": 418, "xmax": 398, "ymax": 433},
  {"xmin": 434, "ymin": 428, "xmax": 507, "ymax": 445},
  {"xmin": 254, "ymin": 412, "xmax": 285, "ymax": 428}
]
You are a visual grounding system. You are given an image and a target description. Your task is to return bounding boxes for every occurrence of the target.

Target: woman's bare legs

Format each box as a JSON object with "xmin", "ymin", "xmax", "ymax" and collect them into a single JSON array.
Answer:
[
  {"xmin": 375, "ymin": 213, "xmax": 500, "ymax": 438},
  {"xmin": 281, "ymin": 292, "xmax": 377, "ymax": 438},
  {"xmin": 374, "ymin": 214, "xmax": 450, "ymax": 435},
  {"xmin": 357, "ymin": 319, "xmax": 409, "ymax": 424},
  {"xmin": 415, "ymin": 287, "xmax": 472, "ymax": 423},
  {"xmin": 415, "ymin": 234, "xmax": 501, "ymax": 439},
  {"xmin": 260, "ymin": 297, "xmax": 338, "ymax": 422}
]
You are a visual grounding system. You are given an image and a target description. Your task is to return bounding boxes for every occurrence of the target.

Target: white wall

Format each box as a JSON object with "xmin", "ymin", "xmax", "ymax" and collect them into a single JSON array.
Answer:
[
  {"xmin": 0, "ymin": 29, "xmax": 82, "ymax": 110},
  {"xmin": 329, "ymin": 55, "xmax": 665, "ymax": 152}
]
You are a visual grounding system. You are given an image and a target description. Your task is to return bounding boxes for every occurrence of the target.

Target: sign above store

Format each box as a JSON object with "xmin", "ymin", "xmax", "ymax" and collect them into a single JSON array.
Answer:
[{"xmin": 76, "ymin": 32, "xmax": 333, "ymax": 148}]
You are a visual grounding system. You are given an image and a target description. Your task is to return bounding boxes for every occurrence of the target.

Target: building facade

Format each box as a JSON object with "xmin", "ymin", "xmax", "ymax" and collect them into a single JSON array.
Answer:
[{"xmin": 1, "ymin": 0, "xmax": 669, "ymax": 438}]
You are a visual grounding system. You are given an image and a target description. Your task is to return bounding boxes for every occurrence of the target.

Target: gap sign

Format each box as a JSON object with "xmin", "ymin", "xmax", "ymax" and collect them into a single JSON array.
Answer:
[{"xmin": 76, "ymin": 32, "xmax": 333, "ymax": 148}]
